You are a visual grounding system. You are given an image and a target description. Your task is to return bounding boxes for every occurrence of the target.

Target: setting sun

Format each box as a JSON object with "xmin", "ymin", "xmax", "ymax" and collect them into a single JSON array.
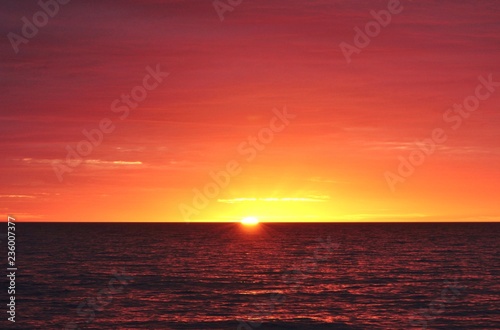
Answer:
[{"xmin": 241, "ymin": 217, "xmax": 259, "ymax": 225}]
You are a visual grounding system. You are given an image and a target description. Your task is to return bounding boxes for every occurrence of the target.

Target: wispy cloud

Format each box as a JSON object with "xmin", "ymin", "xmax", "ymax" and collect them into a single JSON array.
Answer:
[
  {"xmin": 218, "ymin": 196, "xmax": 330, "ymax": 203},
  {"xmin": 0, "ymin": 194, "xmax": 36, "ymax": 199}
]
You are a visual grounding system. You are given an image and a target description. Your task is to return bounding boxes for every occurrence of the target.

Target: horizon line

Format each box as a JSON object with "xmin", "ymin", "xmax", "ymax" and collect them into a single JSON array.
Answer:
[{"xmin": 2, "ymin": 221, "xmax": 499, "ymax": 224}]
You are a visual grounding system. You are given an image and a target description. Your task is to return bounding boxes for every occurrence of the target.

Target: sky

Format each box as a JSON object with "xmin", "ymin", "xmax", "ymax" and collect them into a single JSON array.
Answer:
[{"xmin": 1, "ymin": 0, "xmax": 499, "ymax": 222}]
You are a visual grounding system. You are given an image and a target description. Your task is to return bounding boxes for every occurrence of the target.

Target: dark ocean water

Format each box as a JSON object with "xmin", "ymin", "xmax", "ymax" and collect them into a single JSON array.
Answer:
[{"xmin": 2, "ymin": 222, "xmax": 499, "ymax": 329}]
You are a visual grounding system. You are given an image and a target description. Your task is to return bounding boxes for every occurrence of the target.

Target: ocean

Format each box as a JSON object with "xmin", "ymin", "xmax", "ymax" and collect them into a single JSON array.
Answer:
[{"xmin": 4, "ymin": 222, "xmax": 499, "ymax": 329}]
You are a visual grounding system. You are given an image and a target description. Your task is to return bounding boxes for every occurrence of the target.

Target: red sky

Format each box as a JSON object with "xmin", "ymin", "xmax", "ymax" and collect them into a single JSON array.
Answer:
[{"xmin": 1, "ymin": 0, "xmax": 499, "ymax": 222}]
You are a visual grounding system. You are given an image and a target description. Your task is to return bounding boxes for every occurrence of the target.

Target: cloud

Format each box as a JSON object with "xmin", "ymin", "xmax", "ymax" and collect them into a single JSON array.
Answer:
[{"xmin": 217, "ymin": 196, "xmax": 330, "ymax": 203}]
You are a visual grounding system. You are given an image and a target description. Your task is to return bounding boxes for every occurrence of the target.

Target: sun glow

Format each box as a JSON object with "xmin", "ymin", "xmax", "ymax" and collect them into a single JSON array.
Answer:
[{"xmin": 241, "ymin": 217, "xmax": 259, "ymax": 225}]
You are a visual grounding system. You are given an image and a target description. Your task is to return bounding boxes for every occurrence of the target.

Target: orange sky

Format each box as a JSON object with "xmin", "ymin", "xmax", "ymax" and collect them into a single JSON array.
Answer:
[{"xmin": 1, "ymin": 0, "xmax": 499, "ymax": 222}]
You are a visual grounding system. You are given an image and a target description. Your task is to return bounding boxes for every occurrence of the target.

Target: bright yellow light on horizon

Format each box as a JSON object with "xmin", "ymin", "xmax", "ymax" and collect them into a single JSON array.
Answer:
[{"xmin": 241, "ymin": 217, "xmax": 259, "ymax": 225}]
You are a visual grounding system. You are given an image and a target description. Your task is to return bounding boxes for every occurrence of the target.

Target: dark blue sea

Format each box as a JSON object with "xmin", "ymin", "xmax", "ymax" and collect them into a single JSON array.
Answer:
[{"xmin": 2, "ymin": 223, "xmax": 499, "ymax": 329}]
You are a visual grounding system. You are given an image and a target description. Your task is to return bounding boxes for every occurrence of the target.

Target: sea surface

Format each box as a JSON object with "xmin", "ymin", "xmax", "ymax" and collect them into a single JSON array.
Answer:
[{"xmin": 2, "ymin": 222, "xmax": 499, "ymax": 329}]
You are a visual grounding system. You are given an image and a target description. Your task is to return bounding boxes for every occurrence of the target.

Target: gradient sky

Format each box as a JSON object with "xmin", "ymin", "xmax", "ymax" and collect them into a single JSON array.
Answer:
[{"xmin": 1, "ymin": 0, "xmax": 499, "ymax": 222}]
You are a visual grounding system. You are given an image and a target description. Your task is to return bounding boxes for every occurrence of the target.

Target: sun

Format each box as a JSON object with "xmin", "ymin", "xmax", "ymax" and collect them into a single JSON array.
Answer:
[{"xmin": 241, "ymin": 216, "xmax": 259, "ymax": 225}]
